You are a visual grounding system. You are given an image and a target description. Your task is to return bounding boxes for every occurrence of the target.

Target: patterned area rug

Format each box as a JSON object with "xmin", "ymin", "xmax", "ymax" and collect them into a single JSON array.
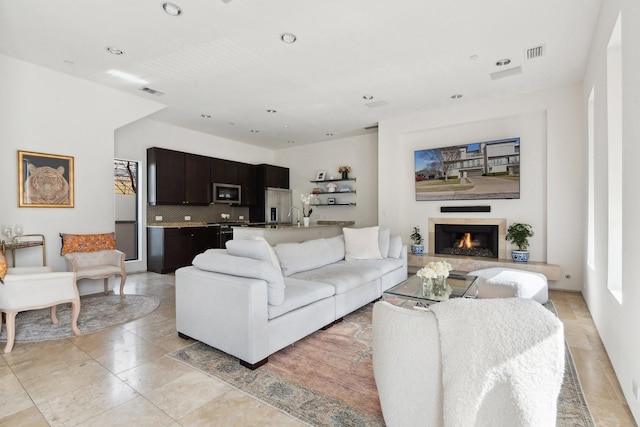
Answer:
[
  {"xmin": 0, "ymin": 294, "xmax": 160, "ymax": 342},
  {"xmin": 168, "ymin": 301, "xmax": 595, "ymax": 427}
]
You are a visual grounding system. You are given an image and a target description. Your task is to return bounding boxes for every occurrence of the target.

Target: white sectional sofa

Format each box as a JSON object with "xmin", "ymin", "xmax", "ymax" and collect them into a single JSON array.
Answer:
[{"xmin": 175, "ymin": 226, "xmax": 407, "ymax": 368}]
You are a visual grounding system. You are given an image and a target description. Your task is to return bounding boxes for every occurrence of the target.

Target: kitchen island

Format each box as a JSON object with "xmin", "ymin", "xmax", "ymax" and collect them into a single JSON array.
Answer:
[{"xmin": 233, "ymin": 221, "xmax": 355, "ymax": 245}]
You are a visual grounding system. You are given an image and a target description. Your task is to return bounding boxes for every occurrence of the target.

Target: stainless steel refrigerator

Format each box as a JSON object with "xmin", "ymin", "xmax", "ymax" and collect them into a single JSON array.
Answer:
[{"xmin": 265, "ymin": 188, "xmax": 292, "ymax": 224}]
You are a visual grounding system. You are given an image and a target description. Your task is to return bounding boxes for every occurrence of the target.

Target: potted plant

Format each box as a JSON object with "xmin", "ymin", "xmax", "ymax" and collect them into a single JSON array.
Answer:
[
  {"xmin": 410, "ymin": 226, "xmax": 424, "ymax": 255},
  {"xmin": 505, "ymin": 223, "xmax": 534, "ymax": 263}
]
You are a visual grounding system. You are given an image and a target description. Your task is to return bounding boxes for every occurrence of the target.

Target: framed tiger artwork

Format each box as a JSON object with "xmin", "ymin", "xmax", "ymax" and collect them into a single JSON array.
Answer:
[{"xmin": 18, "ymin": 150, "xmax": 75, "ymax": 208}]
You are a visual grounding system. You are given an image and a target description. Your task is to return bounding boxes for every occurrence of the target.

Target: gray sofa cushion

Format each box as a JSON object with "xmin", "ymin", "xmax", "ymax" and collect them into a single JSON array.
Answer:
[
  {"xmin": 291, "ymin": 262, "xmax": 384, "ymax": 294},
  {"xmin": 268, "ymin": 277, "xmax": 336, "ymax": 320},
  {"xmin": 192, "ymin": 250, "xmax": 285, "ymax": 306},
  {"xmin": 275, "ymin": 237, "xmax": 345, "ymax": 277}
]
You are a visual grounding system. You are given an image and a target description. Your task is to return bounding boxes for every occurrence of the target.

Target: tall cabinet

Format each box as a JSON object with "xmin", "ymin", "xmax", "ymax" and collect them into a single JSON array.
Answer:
[{"xmin": 147, "ymin": 147, "xmax": 210, "ymax": 205}]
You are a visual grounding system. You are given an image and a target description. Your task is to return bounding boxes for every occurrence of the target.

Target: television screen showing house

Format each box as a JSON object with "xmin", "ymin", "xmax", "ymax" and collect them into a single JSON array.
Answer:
[{"xmin": 414, "ymin": 137, "xmax": 520, "ymax": 201}]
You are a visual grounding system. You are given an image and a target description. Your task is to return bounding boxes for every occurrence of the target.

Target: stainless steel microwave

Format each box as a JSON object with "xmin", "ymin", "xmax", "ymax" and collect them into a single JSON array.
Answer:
[{"xmin": 212, "ymin": 183, "xmax": 242, "ymax": 204}]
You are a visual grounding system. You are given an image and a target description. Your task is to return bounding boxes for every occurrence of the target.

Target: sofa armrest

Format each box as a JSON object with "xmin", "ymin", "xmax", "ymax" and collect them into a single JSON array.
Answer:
[{"xmin": 175, "ymin": 266, "xmax": 270, "ymax": 365}]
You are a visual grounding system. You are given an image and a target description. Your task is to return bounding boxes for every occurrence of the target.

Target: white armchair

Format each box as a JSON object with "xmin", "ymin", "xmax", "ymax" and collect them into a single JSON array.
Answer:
[
  {"xmin": 0, "ymin": 266, "xmax": 81, "ymax": 353},
  {"xmin": 64, "ymin": 250, "xmax": 127, "ymax": 297}
]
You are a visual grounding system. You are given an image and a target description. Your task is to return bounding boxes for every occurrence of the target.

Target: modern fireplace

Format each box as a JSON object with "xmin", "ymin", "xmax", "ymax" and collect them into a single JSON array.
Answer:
[
  {"xmin": 434, "ymin": 224, "xmax": 498, "ymax": 258},
  {"xmin": 428, "ymin": 218, "xmax": 507, "ymax": 260}
]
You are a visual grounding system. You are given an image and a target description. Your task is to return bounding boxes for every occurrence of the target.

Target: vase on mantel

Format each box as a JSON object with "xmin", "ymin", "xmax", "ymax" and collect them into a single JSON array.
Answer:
[{"xmin": 303, "ymin": 217, "xmax": 310, "ymax": 227}]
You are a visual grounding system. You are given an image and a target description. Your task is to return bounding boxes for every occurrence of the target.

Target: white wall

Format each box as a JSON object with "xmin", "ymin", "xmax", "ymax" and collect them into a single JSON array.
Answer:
[
  {"xmin": 275, "ymin": 132, "xmax": 379, "ymax": 228},
  {"xmin": 378, "ymin": 84, "xmax": 585, "ymax": 291},
  {"xmin": 582, "ymin": 0, "xmax": 640, "ymax": 421},
  {"xmin": 0, "ymin": 55, "xmax": 163, "ymax": 293},
  {"xmin": 114, "ymin": 118, "xmax": 276, "ymax": 272}
]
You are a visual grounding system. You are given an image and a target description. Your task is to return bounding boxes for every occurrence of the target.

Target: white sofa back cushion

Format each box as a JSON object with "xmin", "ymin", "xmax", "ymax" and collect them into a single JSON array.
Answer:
[
  {"xmin": 388, "ymin": 235, "xmax": 403, "ymax": 259},
  {"xmin": 192, "ymin": 250, "xmax": 286, "ymax": 306},
  {"xmin": 275, "ymin": 236, "xmax": 345, "ymax": 277},
  {"xmin": 378, "ymin": 227, "xmax": 391, "ymax": 258},
  {"xmin": 226, "ymin": 237, "xmax": 281, "ymax": 270},
  {"xmin": 343, "ymin": 226, "xmax": 383, "ymax": 260}
]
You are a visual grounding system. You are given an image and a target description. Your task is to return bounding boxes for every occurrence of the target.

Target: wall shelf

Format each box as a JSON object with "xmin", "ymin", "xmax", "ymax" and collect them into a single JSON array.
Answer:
[
  {"xmin": 310, "ymin": 177, "xmax": 356, "ymax": 184},
  {"xmin": 312, "ymin": 203, "xmax": 357, "ymax": 206},
  {"xmin": 310, "ymin": 176, "xmax": 356, "ymax": 207}
]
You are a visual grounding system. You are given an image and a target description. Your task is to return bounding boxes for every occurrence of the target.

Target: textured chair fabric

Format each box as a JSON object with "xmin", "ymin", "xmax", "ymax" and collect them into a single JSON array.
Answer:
[
  {"xmin": 0, "ymin": 267, "xmax": 80, "ymax": 353},
  {"xmin": 469, "ymin": 267, "xmax": 548, "ymax": 303},
  {"xmin": 64, "ymin": 249, "xmax": 127, "ymax": 297}
]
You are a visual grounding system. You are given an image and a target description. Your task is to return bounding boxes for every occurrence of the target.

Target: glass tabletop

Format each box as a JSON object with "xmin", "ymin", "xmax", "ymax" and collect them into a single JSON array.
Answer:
[{"xmin": 383, "ymin": 271, "xmax": 478, "ymax": 304}]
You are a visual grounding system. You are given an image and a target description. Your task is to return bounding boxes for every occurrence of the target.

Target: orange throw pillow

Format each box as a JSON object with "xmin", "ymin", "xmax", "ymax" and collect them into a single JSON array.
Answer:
[
  {"xmin": 60, "ymin": 233, "xmax": 117, "ymax": 255},
  {"xmin": 0, "ymin": 252, "xmax": 7, "ymax": 283}
]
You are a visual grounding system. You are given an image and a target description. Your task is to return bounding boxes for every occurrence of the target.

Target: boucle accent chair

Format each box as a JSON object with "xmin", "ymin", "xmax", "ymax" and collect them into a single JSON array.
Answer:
[
  {"xmin": 60, "ymin": 233, "xmax": 127, "ymax": 297},
  {"xmin": 0, "ymin": 257, "xmax": 81, "ymax": 353},
  {"xmin": 372, "ymin": 299, "xmax": 564, "ymax": 427}
]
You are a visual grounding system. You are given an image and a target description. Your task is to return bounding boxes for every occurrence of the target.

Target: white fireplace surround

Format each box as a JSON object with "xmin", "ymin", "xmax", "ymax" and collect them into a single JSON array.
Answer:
[{"xmin": 428, "ymin": 218, "xmax": 507, "ymax": 260}]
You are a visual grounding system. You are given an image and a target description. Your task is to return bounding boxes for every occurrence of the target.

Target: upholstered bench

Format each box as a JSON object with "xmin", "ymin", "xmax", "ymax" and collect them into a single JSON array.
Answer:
[{"xmin": 468, "ymin": 267, "xmax": 548, "ymax": 304}]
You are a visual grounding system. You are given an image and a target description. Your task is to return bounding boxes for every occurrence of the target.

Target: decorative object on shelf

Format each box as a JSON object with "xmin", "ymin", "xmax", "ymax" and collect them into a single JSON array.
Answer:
[
  {"xmin": 18, "ymin": 150, "xmax": 75, "ymax": 208},
  {"xmin": 338, "ymin": 165, "xmax": 352, "ymax": 180},
  {"xmin": 13, "ymin": 224, "xmax": 24, "ymax": 242},
  {"xmin": 300, "ymin": 194, "xmax": 313, "ymax": 226},
  {"xmin": 1, "ymin": 225, "xmax": 13, "ymax": 243},
  {"xmin": 312, "ymin": 187, "xmax": 323, "ymax": 194},
  {"xmin": 326, "ymin": 183, "xmax": 338, "ymax": 193},
  {"xmin": 221, "ymin": 213, "xmax": 230, "ymax": 221},
  {"xmin": 328, "ymin": 197, "xmax": 336, "ymax": 205},
  {"xmin": 315, "ymin": 170, "xmax": 326, "ymax": 181},
  {"xmin": 410, "ymin": 225, "xmax": 424, "ymax": 254},
  {"xmin": 506, "ymin": 222, "xmax": 534, "ymax": 263},
  {"xmin": 339, "ymin": 184, "xmax": 352, "ymax": 192}
]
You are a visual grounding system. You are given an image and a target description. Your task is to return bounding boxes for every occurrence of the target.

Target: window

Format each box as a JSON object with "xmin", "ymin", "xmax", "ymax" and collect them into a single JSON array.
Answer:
[{"xmin": 114, "ymin": 159, "xmax": 139, "ymax": 261}]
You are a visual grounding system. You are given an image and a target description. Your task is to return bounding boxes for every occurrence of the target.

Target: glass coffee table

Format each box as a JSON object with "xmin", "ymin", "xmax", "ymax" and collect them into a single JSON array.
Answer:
[{"xmin": 383, "ymin": 271, "xmax": 478, "ymax": 310}]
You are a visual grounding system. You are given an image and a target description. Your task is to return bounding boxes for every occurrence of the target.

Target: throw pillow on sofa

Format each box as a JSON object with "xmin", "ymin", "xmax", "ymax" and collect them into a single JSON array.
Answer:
[{"xmin": 343, "ymin": 226, "xmax": 383, "ymax": 260}]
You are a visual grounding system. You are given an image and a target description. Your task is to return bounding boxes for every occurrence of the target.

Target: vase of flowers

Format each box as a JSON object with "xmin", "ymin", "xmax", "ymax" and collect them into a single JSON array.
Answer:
[
  {"xmin": 339, "ymin": 165, "xmax": 352, "ymax": 180},
  {"xmin": 417, "ymin": 260, "xmax": 453, "ymax": 298},
  {"xmin": 300, "ymin": 194, "xmax": 313, "ymax": 227}
]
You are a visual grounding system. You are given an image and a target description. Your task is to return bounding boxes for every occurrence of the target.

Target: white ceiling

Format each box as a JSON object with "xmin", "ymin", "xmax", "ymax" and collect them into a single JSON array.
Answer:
[{"xmin": 0, "ymin": 0, "xmax": 602, "ymax": 149}]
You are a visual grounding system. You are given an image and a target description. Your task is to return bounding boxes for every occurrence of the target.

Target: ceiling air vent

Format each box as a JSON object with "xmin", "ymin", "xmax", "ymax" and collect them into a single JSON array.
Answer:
[
  {"xmin": 140, "ymin": 87, "xmax": 165, "ymax": 96},
  {"xmin": 526, "ymin": 44, "xmax": 545, "ymax": 60}
]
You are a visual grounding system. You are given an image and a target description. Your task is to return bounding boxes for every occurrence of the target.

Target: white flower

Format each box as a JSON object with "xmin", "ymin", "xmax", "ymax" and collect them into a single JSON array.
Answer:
[
  {"xmin": 221, "ymin": 213, "xmax": 230, "ymax": 220},
  {"xmin": 426, "ymin": 260, "xmax": 453, "ymax": 278},
  {"xmin": 417, "ymin": 267, "xmax": 437, "ymax": 279},
  {"xmin": 300, "ymin": 194, "xmax": 313, "ymax": 217}
]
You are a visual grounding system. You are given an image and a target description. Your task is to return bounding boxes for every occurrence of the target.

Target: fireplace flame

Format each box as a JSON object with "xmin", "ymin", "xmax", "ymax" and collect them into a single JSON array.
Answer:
[{"xmin": 458, "ymin": 233, "xmax": 473, "ymax": 249}]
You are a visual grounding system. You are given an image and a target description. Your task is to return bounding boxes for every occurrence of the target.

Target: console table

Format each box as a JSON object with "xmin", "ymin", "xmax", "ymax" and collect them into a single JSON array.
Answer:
[{"xmin": 1, "ymin": 234, "xmax": 46, "ymax": 267}]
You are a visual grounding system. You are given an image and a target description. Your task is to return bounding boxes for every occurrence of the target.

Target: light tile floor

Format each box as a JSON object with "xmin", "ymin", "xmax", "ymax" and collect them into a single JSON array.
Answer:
[{"xmin": 0, "ymin": 273, "xmax": 636, "ymax": 426}]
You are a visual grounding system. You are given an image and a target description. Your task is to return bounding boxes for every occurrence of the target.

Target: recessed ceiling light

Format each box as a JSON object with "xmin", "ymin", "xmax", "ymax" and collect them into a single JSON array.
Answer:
[
  {"xmin": 496, "ymin": 58, "xmax": 511, "ymax": 66},
  {"xmin": 283, "ymin": 124, "xmax": 290, "ymax": 128},
  {"xmin": 64, "ymin": 60, "xmax": 74, "ymax": 65},
  {"xmin": 201, "ymin": 114, "xmax": 211, "ymax": 118},
  {"xmin": 105, "ymin": 47, "xmax": 124, "ymax": 55},
  {"xmin": 266, "ymin": 109, "xmax": 277, "ymax": 113},
  {"xmin": 362, "ymin": 95, "xmax": 374, "ymax": 100},
  {"xmin": 162, "ymin": 3, "xmax": 182, "ymax": 16},
  {"xmin": 250, "ymin": 130, "xmax": 259, "ymax": 133},
  {"xmin": 469, "ymin": 54, "xmax": 479, "ymax": 60},
  {"xmin": 451, "ymin": 94, "xmax": 463, "ymax": 99},
  {"xmin": 325, "ymin": 133, "xmax": 333, "ymax": 136},
  {"xmin": 287, "ymin": 140, "xmax": 295, "ymax": 144},
  {"xmin": 281, "ymin": 33, "xmax": 297, "ymax": 44}
]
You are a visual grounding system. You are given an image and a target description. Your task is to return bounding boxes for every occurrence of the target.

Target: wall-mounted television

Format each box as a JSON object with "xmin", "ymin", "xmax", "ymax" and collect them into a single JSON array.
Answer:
[{"xmin": 414, "ymin": 137, "xmax": 520, "ymax": 201}]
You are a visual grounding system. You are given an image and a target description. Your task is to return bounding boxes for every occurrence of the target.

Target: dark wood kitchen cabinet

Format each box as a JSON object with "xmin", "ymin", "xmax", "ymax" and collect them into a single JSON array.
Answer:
[
  {"xmin": 147, "ymin": 147, "xmax": 210, "ymax": 205},
  {"xmin": 237, "ymin": 162, "xmax": 257, "ymax": 205},
  {"xmin": 211, "ymin": 158, "xmax": 237, "ymax": 184},
  {"xmin": 257, "ymin": 164, "xmax": 289, "ymax": 189},
  {"xmin": 147, "ymin": 226, "xmax": 219, "ymax": 273}
]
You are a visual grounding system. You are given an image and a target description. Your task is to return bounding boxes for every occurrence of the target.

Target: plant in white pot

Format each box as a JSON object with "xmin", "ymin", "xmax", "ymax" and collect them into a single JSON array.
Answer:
[
  {"xmin": 410, "ymin": 226, "xmax": 424, "ymax": 255},
  {"xmin": 506, "ymin": 223, "xmax": 534, "ymax": 263}
]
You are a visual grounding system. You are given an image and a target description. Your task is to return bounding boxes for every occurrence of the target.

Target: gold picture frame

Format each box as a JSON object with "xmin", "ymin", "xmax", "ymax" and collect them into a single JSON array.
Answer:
[{"xmin": 18, "ymin": 150, "xmax": 75, "ymax": 208}]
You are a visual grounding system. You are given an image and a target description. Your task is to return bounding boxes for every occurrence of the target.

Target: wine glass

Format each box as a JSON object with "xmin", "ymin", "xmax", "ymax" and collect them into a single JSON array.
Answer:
[
  {"xmin": 14, "ymin": 224, "xmax": 24, "ymax": 242},
  {"xmin": 1, "ymin": 225, "xmax": 12, "ymax": 242}
]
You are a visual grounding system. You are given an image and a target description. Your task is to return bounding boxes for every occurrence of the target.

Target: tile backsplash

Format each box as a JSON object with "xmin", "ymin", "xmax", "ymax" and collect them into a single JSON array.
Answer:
[{"xmin": 147, "ymin": 204, "xmax": 250, "ymax": 224}]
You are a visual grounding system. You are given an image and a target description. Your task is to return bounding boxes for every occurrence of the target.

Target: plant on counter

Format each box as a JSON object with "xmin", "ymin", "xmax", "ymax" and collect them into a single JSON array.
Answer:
[
  {"xmin": 221, "ymin": 213, "xmax": 230, "ymax": 221},
  {"xmin": 410, "ymin": 225, "xmax": 424, "ymax": 255},
  {"xmin": 300, "ymin": 194, "xmax": 314, "ymax": 217}
]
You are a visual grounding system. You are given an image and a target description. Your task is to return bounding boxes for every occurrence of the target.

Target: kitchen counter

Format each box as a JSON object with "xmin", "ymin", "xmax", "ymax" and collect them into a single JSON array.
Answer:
[{"xmin": 232, "ymin": 222, "xmax": 354, "ymax": 245}]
